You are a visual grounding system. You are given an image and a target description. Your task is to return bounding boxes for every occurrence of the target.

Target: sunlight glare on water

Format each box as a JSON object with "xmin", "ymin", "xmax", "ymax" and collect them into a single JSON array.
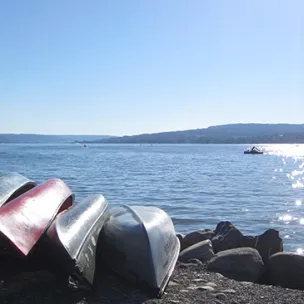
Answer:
[
  {"xmin": 265, "ymin": 145, "xmax": 304, "ymax": 190},
  {"xmin": 264, "ymin": 144, "xmax": 304, "ymax": 159},
  {"xmin": 263, "ymin": 144, "xmax": 304, "ymax": 251},
  {"xmin": 279, "ymin": 214, "xmax": 293, "ymax": 222}
]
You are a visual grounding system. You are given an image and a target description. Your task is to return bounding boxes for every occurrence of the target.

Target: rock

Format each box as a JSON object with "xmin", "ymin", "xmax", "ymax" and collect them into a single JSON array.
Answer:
[
  {"xmin": 263, "ymin": 252, "xmax": 304, "ymax": 290},
  {"xmin": 176, "ymin": 233, "xmax": 185, "ymax": 250},
  {"xmin": 179, "ymin": 240, "xmax": 215, "ymax": 262},
  {"xmin": 256, "ymin": 229, "xmax": 283, "ymax": 264},
  {"xmin": 207, "ymin": 247, "xmax": 264, "ymax": 282},
  {"xmin": 182, "ymin": 229, "xmax": 215, "ymax": 250},
  {"xmin": 211, "ymin": 221, "xmax": 243, "ymax": 253},
  {"xmin": 240, "ymin": 229, "xmax": 283, "ymax": 264},
  {"xmin": 240, "ymin": 236, "xmax": 257, "ymax": 248}
]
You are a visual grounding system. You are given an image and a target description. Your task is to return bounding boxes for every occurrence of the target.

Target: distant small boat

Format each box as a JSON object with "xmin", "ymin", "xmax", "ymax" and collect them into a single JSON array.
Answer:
[
  {"xmin": 0, "ymin": 178, "xmax": 73, "ymax": 256},
  {"xmin": 0, "ymin": 172, "xmax": 36, "ymax": 207},
  {"xmin": 244, "ymin": 146, "xmax": 263, "ymax": 154},
  {"xmin": 98, "ymin": 205, "xmax": 180, "ymax": 297},
  {"xmin": 43, "ymin": 194, "xmax": 110, "ymax": 287}
]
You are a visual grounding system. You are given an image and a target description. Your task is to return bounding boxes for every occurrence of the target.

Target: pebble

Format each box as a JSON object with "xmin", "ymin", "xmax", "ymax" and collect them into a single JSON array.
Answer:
[
  {"xmin": 179, "ymin": 263, "xmax": 196, "ymax": 269},
  {"xmin": 169, "ymin": 301, "xmax": 180, "ymax": 303},
  {"xmin": 187, "ymin": 284, "xmax": 198, "ymax": 290},
  {"xmin": 192, "ymin": 278, "xmax": 206, "ymax": 283},
  {"xmin": 168, "ymin": 281, "xmax": 179, "ymax": 287},
  {"xmin": 187, "ymin": 259, "xmax": 203, "ymax": 266},
  {"xmin": 198, "ymin": 285, "xmax": 215, "ymax": 291},
  {"xmin": 221, "ymin": 289, "xmax": 236, "ymax": 294},
  {"xmin": 179, "ymin": 289, "xmax": 189, "ymax": 293},
  {"xmin": 241, "ymin": 281, "xmax": 253, "ymax": 286},
  {"xmin": 214, "ymin": 300, "xmax": 225, "ymax": 304},
  {"xmin": 215, "ymin": 293, "xmax": 227, "ymax": 300},
  {"xmin": 206, "ymin": 282, "xmax": 217, "ymax": 288}
]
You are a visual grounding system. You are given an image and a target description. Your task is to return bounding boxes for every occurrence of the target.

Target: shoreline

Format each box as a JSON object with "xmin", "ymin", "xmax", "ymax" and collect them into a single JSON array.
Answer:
[
  {"xmin": 2, "ymin": 221, "xmax": 304, "ymax": 304},
  {"xmin": 2, "ymin": 261, "xmax": 304, "ymax": 304}
]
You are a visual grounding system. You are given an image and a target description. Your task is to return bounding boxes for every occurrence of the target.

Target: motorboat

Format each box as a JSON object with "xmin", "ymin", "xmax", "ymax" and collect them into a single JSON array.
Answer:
[
  {"xmin": 0, "ymin": 172, "xmax": 36, "ymax": 207},
  {"xmin": 244, "ymin": 146, "xmax": 263, "ymax": 154},
  {"xmin": 42, "ymin": 194, "xmax": 110, "ymax": 287},
  {"xmin": 98, "ymin": 205, "xmax": 180, "ymax": 297},
  {"xmin": 0, "ymin": 178, "xmax": 74, "ymax": 257}
]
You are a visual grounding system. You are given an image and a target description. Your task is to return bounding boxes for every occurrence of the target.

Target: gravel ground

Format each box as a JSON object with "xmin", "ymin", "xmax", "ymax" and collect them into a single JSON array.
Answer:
[{"xmin": 1, "ymin": 261, "xmax": 304, "ymax": 304}]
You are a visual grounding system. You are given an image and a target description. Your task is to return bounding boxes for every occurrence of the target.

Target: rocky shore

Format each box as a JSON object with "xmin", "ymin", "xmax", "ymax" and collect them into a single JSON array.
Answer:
[{"xmin": 1, "ymin": 221, "xmax": 304, "ymax": 304}]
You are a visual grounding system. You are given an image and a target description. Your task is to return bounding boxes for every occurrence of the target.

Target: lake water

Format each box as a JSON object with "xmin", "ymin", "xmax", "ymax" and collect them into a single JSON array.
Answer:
[{"xmin": 1, "ymin": 143, "xmax": 304, "ymax": 253}]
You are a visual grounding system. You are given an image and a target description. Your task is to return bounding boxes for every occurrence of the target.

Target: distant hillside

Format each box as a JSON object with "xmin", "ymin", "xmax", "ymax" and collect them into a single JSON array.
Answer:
[
  {"xmin": 0, "ymin": 134, "xmax": 113, "ymax": 144},
  {"xmin": 82, "ymin": 124, "xmax": 304, "ymax": 144}
]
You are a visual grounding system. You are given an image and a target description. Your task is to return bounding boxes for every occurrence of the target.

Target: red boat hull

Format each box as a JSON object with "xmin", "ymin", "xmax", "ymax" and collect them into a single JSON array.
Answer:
[{"xmin": 0, "ymin": 178, "xmax": 74, "ymax": 256}]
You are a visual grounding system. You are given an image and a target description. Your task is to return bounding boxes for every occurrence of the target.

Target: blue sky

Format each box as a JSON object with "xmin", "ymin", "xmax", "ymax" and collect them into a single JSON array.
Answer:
[{"xmin": 0, "ymin": 0, "xmax": 303, "ymax": 136}]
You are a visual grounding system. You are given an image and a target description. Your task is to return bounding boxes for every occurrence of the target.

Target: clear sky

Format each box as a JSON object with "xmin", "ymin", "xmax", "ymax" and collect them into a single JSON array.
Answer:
[{"xmin": 0, "ymin": 0, "xmax": 303, "ymax": 136}]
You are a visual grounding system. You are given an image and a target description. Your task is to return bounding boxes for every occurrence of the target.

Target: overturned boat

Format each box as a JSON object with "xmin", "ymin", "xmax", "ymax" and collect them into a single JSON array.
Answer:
[
  {"xmin": 43, "ymin": 194, "xmax": 110, "ymax": 287},
  {"xmin": 0, "ymin": 178, "xmax": 73, "ymax": 257},
  {"xmin": 0, "ymin": 172, "xmax": 36, "ymax": 207},
  {"xmin": 98, "ymin": 205, "xmax": 180, "ymax": 297}
]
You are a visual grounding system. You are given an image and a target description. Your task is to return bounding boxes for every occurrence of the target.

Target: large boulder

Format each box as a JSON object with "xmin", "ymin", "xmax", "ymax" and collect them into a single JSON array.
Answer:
[
  {"xmin": 181, "ymin": 229, "xmax": 215, "ymax": 250},
  {"xmin": 179, "ymin": 240, "xmax": 215, "ymax": 262},
  {"xmin": 240, "ymin": 229, "xmax": 283, "ymax": 264},
  {"xmin": 263, "ymin": 252, "xmax": 304, "ymax": 290},
  {"xmin": 207, "ymin": 247, "xmax": 264, "ymax": 282},
  {"xmin": 211, "ymin": 221, "xmax": 243, "ymax": 253}
]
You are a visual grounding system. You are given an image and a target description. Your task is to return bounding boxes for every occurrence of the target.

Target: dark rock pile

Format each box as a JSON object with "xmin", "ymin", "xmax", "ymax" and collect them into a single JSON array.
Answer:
[{"xmin": 177, "ymin": 221, "xmax": 303, "ymax": 291}]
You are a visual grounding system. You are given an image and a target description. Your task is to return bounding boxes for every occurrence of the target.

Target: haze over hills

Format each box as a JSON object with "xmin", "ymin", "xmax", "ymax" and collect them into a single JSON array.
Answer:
[
  {"xmin": 0, "ymin": 134, "xmax": 112, "ymax": 144},
  {"xmin": 81, "ymin": 124, "xmax": 304, "ymax": 144}
]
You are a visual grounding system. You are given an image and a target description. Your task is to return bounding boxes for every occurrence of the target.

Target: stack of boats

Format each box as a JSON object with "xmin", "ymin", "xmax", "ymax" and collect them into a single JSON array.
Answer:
[{"xmin": 0, "ymin": 172, "xmax": 180, "ymax": 297}]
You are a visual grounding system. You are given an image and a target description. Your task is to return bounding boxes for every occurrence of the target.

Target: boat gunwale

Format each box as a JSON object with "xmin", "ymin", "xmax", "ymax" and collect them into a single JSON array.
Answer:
[
  {"xmin": 3, "ymin": 182, "xmax": 37, "ymax": 205},
  {"xmin": 0, "ymin": 172, "xmax": 36, "ymax": 207}
]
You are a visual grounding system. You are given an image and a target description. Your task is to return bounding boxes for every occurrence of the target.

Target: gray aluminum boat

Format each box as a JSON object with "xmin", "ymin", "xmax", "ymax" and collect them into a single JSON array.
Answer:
[
  {"xmin": 98, "ymin": 205, "xmax": 180, "ymax": 297},
  {"xmin": 0, "ymin": 172, "xmax": 36, "ymax": 207},
  {"xmin": 44, "ymin": 194, "xmax": 110, "ymax": 287}
]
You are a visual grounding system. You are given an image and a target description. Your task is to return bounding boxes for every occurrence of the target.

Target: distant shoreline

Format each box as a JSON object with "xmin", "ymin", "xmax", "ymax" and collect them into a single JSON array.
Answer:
[{"xmin": 2, "ymin": 123, "xmax": 304, "ymax": 144}]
